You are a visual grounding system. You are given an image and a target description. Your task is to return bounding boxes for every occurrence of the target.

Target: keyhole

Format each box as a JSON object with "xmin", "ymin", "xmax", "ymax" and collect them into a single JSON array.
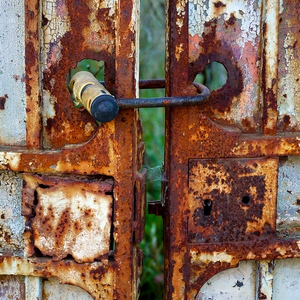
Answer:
[
  {"xmin": 241, "ymin": 195, "xmax": 251, "ymax": 204},
  {"xmin": 203, "ymin": 199, "xmax": 212, "ymax": 216}
]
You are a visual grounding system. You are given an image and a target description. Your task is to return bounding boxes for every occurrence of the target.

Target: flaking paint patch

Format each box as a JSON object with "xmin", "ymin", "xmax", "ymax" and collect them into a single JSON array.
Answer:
[
  {"xmin": 42, "ymin": 0, "xmax": 70, "ymax": 69},
  {"xmin": 0, "ymin": 153, "xmax": 21, "ymax": 170},
  {"xmin": 191, "ymin": 250, "xmax": 234, "ymax": 264},
  {"xmin": 189, "ymin": 0, "xmax": 260, "ymax": 48},
  {"xmin": 175, "ymin": 43, "xmax": 184, "ymax": 61},
  {"xmin": 28, "ymin": 176, "xmax": 113, "ymax": 263},
  {"xmin": 42, "ymin": 90, "xmax": 56, "ymax": 120}
]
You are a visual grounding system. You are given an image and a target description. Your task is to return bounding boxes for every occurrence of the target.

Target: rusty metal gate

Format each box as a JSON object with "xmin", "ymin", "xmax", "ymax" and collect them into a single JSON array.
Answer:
[{"xmin": 1, "ymin": 0, "xmax": 300, "ymax": 299}]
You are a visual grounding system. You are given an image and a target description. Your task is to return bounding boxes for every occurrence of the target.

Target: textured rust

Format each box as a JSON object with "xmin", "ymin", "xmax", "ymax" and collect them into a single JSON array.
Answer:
[
  {"xmin": 189, "ymin": 19, "xmax": 244, "ymax": 116},
  {"xmin": 22, "ymin": 174, "xmax": 113, "ymax": 263},
  {"xmin": 0, "ymin": 95, "xmax": 8, "ymax": 110},
  {"xmin": 0, "ymin": 256, "xmax": 114, "ymax": 299},
  {"xmin": 164, "ymin": 0, "xmax": 300, "ymax": 299},
  {"xmin": 213, "ymin": 1, "xmax": 226, "ymax": 8},
  {"xmin": 188, "ymin": 158, "xmax": 277, "ymax": 243},
  {"xmin": 41, "ymin": 0, "xmax": 115, "ymax": 148},
  {"xmin": 25, "ymin": 0, "xmax": 42, "ymax": 149}
]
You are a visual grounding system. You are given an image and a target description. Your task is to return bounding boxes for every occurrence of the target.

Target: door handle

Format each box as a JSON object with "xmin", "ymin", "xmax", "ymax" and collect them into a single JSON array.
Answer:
[{"xmin": 69, "ymin": 71, "xmax": 210, "ymax": 123}]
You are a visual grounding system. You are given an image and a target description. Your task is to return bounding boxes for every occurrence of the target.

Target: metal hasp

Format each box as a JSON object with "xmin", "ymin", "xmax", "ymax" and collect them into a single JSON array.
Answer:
[
  {"xmin": 69, "ymin": 71, "xmax": 210, "ymax": 122},
  {"xmin": 163, "ymin": 0, "xmax": 300, "ymax": 299}
]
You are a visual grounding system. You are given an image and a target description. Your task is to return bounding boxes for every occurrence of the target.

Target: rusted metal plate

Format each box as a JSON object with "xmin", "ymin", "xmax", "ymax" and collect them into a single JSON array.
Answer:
[
  {"xmin": 0, "ymin": 0, "xmax": 26, "ymax": 146},
  {"xmin": 22, "ymin": 174, "xmax": 113, "ymax": 263},
  {"xmin": 0, "ymin": 0, "xmax": 141, "ymax": 298},
  {"xmin": 164, "ymin": 0, "xmax": 300, "ymax": 299},
  {"xmin": 188, "ymin": 158, "xmax": 278, "ymax": 243}
]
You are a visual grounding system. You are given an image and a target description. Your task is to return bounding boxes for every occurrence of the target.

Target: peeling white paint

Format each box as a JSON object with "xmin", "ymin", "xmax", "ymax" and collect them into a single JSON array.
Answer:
[
  {"xmin": 190, "ymin": 250, "xmax": 234, "ymax": 264},
  {"xmin": 0, "ymin": 152, "xmax": 21, "ymax": 170},
  {"xmin": 189, "ymin": 0, "xmax": 260, "ymax": 48},
  {"xmin": 32, "ymin": 180, "xmax": 113, "ymax": 262},
  {"xmin": 278, "ymin": 31, "xmax": 300, "ymax": 122},
  {"xmin": 42, "ymin": 0, "xmax": 70, "ymax": 69},
  {"xmin": 273, "ymin": 259, "xmax": 300, "ymax": 300}
]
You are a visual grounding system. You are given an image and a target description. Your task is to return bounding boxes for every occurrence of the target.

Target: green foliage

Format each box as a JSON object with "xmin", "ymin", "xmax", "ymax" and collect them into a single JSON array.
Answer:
[{"xmin": 138, "ymin": 0, "xmax": 166, "ymax": 299}]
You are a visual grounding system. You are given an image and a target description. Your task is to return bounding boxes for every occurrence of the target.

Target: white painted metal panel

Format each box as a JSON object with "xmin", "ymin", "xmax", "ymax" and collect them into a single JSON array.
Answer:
[
  {"xmin": 196, "ymin": 261, "xmax": 256, "ymax": 300},
  {"xmin": 0, "ymin": 171, "xmax": 24, "ymax": 255},
  {"xmin": 277, "ymin": 156, "xmax": 300, "ymax": 237},
  {"xmin": 43, "ymin": 277, "xmax": 93, "ymax": 300},
  {"xmin": 273, "ymin": 258, "xmax": 300, "ymax": 300},
  {"xmin": 0, "ymin": 0, "xmax": 26, "ymax": 145}
]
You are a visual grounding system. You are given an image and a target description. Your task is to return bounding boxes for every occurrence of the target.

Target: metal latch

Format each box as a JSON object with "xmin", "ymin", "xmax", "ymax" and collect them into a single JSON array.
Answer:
[{"xmin": 69, "ymin": 71, "xmax": 210, "ymax": 122}]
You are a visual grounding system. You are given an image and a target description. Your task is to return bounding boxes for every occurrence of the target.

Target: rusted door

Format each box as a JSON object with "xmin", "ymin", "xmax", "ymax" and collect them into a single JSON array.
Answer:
[
  {"xmin": 2, "ymin": 0, "xmax": 300, "ymax": 299},
  {"xmin": 0, "ymin": 0, "xmax": 144, "ymax": 299},
  {"xmin": 163, "ymin": 0, "xmax": 300, "ymax": 299}
]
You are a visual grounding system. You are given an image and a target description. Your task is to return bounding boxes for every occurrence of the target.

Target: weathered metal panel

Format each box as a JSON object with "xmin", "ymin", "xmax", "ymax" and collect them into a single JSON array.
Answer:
[
  {"xmin": 277, "ymin": 156, "xmax": 300, "ymax": 238},
  {"xmin": 0, "ymin": 257, "xmax": 114, "ymax": 299},
  {"xmin": 0, "ymin": 171, "xmax": 24, "ymax": 256},
  {"xmin": 188, "ymin": 158, "xmax": 278, "ymax": 243},
  {"xmin": 22, "ymin": 174, "xmax": 113, "ymax": 263},
  {"xmin": 188, "ymin": 0, "xmax": 263, "ymax": 132},
  {"xmin": 43, "ymin": 277, "xmax": 93, "ymax": 300},
  {"xmin": 0, "ymin": 0, "xmax": 141, "ymax": 298},
  {"xmin": 164, "ymin": 0, "xmax": 300, "ymax": 299},
  {"xmin": 0, "ymin": 275, "xmax": 25, "ymax": 300},
  {"xmin": 277, "ymin": 1, "xmax": 300, "ymax": 132},
  {"xmin": 25, "ymin": 276, "xmax": 42, "ymax": 300},
  {"xmin": 273, "ymin": 258, "xmax": 300, "ymax": 300},
  {"xmin": 0, "ymin": 0, "xmax": 26, "ymax": 145},
  {"xmin": 40, "ymin": 0, "xmax": 116, "ymax": 149}
]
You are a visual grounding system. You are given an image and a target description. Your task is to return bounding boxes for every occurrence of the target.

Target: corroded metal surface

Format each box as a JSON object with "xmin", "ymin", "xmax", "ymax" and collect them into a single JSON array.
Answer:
[
  {"xmin": 164, "ymin": 0, "xmax": 300, "ymax": 299},
  {"xmin": 188, "ymin": 158, "xmax": 278, "ymax": 243},
  {"xmin": 0, "ymin": 275, "xmax": 25, "ymax": 299},
  {"xmin": 22, "ymin": 174, "xmax": 113, "ymax": 263},
  {"xmin": 0, "ymin": 171, "xmax": 24, "ymax": 256},
  {"xmin": 0, "ymin": 256, "xmax": 114, "ymax": 299},
  {"xmin": 0, "ymin": 0, "xmax": 142, "ymax": 298},
  {"xmin": 277, "ymin": 1, "xmax": 300, "ymax": 132},
  {"xmin": 43, "ymin": 277, "xmax": 93, "ymax": 300}
]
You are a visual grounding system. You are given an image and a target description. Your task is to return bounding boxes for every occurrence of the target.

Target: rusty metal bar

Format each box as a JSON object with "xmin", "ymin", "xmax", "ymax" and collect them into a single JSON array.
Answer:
[
  {"xmin": 118, "ymin": 82, "xmax": 209, "ymax": 108},
  {"xmin": 262, "ymin": 0, "xmax": 279, "ymax": 135},
  {"xmin": 25, "ymin": 0, "xmax": 42, "ymax": 149},
  {"xmin": 139, "ymin": 79, "xmax": 165, "ymax": 89},
  {"xmin": 69, "ymin": 72, "xmax": 210, "ymax": 121}
]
